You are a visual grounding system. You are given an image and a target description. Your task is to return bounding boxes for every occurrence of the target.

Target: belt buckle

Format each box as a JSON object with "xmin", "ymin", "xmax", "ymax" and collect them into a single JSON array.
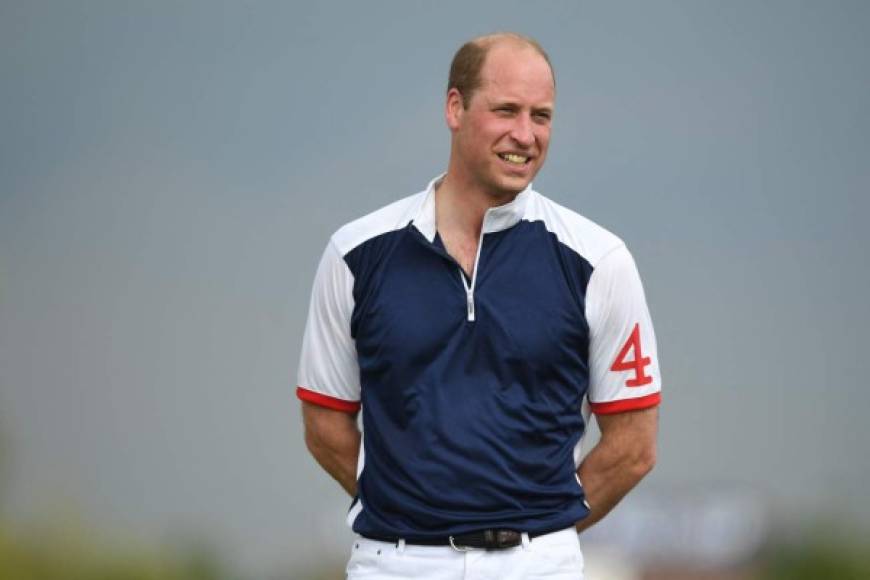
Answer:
[
  {"xmin": 449, "ymin": 529, "xmax": 522, "ymax": 551},
  {"xmin": 490, "ymin": 529, "xmax": 521, "ymax": 550}
]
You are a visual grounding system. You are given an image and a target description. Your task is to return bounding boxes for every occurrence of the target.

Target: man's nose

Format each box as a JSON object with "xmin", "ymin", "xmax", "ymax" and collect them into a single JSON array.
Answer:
[{"xmin": 509, "ymin": 114, "xmax": 534, "ymax": 147}]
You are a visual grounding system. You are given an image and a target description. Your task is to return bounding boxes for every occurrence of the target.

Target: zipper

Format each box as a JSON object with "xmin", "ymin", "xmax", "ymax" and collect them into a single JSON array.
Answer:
[
  {"xmin": 408, "ymin": 214, "xmax": 488, "ymax": 323},
  {"xmin": 459, "ymin": 217, "xmax": 487, "ymax": 322},
  {"xmin": 465, "ymin": 291, "xmax": 475, "ymax": 321}
]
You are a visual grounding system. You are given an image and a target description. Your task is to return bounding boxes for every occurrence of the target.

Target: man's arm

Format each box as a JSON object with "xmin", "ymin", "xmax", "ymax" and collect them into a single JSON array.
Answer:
[
  {"xmin": 302, "ymin": 401, "xmax": 361, "ymax": 497},
  {"xmin": 575, "ymin": 405, "xmax": 658, "ymax": 533}
]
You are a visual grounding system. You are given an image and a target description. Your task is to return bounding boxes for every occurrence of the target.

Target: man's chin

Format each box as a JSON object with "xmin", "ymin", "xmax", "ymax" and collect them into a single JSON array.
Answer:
[{"xmin": 489, "ymin": 175, "xmax": 532, "ymax": 198}]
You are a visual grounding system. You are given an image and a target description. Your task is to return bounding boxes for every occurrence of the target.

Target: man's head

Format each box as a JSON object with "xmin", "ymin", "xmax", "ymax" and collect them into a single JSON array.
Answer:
[{"xmin": 445, "ymin": 33, "xmax": 556, "ymax": 200}]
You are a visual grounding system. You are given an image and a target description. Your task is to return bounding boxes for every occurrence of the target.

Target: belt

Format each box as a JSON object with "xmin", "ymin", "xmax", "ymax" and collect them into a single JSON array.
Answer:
[{"xmin": 362, "ymin": 528, "xmax": 551, "ymax": 551}]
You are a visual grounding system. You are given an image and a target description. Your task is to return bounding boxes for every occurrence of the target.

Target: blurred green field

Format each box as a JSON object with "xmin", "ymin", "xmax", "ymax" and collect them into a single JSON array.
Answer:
[
  {"xmin": 0, "ymin": 521, "xmax": 230, "ymax": 580},
  {"xmin": 760, "ymin": 524, "xmax": 870, "ymax": 580}
]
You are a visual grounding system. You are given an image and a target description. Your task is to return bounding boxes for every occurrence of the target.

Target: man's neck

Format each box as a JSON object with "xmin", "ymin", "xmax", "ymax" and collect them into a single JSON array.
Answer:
[{"xmin": 435, "ymin": 171, "xmax": 520, "ymax": 239}]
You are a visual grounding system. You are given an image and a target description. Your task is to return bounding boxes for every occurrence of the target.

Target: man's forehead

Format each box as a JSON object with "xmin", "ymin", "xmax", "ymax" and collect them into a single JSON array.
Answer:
[
  {"xmin": 472, "ymin": 50, "xmax": 554, "ymax": 109},
  {"xmin": 479, "ymin": 43, "xmax": 555, "ymax": 93}
]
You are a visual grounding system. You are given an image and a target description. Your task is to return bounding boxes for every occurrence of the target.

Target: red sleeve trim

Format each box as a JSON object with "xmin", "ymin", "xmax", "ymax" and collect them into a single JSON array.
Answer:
[
  {"xmin": 590, "ymin": 392, "xmax": 661, "ymax": 415},
  {"xmin": 296, "ymin": 386, "xmax": 361, "ymax": 414}
]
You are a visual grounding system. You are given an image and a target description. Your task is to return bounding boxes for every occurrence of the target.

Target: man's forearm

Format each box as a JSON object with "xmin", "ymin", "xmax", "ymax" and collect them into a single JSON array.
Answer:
[
  {"xmin": 302, "ymin": 402, "xmax": 361, "ymax": 496},
  {"xmin": 574, "ymin": 407, "xmax": 658, "ymax": 533}
]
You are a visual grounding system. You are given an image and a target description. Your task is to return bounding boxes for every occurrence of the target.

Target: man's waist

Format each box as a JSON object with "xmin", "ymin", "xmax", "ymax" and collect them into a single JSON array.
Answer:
[
  {"xmin": 352, "ymin": 504, "xmax": 589, "ymax": 547},
  {"xmin": 360, "ymin": 526, "xmax": 574, "ymax": 551}
]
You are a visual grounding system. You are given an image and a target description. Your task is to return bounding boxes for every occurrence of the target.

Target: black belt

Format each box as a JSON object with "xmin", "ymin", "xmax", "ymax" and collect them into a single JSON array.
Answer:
[{"xmin": 362, "ymin": 528, "xmax": 553, "ymax": 551}]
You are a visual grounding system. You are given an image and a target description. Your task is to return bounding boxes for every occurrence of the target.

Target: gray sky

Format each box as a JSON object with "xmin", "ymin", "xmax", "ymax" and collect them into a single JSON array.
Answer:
[{"xmin": 1, "ymin": 0, "xmax": 869, "ymax": 573}]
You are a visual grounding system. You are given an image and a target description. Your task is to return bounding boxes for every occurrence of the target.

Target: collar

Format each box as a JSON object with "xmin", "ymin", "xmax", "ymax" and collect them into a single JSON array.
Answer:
[{"xmin": 411, "ymin": 174, "xmax": 533, "ymax": 243}]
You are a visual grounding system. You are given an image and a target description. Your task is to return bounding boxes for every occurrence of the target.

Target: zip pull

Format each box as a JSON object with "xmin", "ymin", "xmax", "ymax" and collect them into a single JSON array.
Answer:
[{"xmin": 466, "ymin": 291, "xmax": 475, "ymax": 322}]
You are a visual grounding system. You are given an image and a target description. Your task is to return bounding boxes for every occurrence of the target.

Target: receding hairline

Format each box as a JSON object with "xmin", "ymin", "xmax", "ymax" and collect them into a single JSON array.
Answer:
[
  {"xmin": 472, "ymin": 32, "xmax": 549, "ymax": 59},
  {"xmin": 447, "ymin": 33, "xmax": 555, "ymax": 108}
]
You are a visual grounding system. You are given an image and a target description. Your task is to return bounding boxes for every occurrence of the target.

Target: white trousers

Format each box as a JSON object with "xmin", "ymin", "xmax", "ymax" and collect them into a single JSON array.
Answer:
[{"xmin": 346, "ymin": 527, "xmax": 584, "ymax": 580}]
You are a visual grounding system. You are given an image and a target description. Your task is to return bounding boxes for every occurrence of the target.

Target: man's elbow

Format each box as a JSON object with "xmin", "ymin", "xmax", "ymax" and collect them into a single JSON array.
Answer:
[
  {"xmin": 303, "ymin": 413, "xmax": 338, "ymax": 459},
  {"xmin": 303, "ymin": 423, "xmax": 322, "ymax": 457},
  {"xmin": 631, "ymin": 442, "xmax": 657, "ymax": 480}
]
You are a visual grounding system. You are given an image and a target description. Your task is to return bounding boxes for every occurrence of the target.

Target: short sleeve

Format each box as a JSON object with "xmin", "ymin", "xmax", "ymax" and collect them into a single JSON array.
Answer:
[
  {"xmin": 585, "ymin": 245, "xmax": 661, "ymax": 414},
  {"xmin": 296, "ymin": 238, "xmax": 361, "ymax": 413}
]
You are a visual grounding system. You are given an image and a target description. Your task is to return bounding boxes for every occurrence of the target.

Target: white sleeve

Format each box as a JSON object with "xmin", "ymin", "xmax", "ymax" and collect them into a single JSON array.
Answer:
[
  {"xmin": 585, "ymin": 245, "xmax": 661, "ymax": 414},
  {"xmin": 295, "ymin": 238, "xmax": 361, "ymax": 413}
]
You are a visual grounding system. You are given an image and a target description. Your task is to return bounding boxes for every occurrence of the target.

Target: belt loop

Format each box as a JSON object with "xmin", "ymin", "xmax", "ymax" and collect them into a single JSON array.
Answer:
[
  {"xmin": 449, "ymin": 536, "xmax": 472, "ymax": 552},
  {"xmin": 521, "ymin": 532, "xmax": 531, "ymax": 550},
  {"xmin": 397, "ymin": 538, "xmax": 406, "ymax": 554}
]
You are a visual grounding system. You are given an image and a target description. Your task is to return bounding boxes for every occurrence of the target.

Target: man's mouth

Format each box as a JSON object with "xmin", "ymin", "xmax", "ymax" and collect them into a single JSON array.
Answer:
[{"xmin": 498, "ymin": 153, "xmax": 530, "ymax": 165}]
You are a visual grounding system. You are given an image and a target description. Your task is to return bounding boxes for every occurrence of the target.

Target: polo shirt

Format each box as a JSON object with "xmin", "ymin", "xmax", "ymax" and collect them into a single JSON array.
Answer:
[{"xmin": 296, "ymin": 175, "xmax": 661, "ymax": 539}]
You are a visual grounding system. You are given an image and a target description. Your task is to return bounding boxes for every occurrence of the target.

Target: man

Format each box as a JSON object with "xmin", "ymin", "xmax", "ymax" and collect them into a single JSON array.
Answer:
[{"xmin": 296, "ymin": 33, "xmax": 660, "ymax": 579}]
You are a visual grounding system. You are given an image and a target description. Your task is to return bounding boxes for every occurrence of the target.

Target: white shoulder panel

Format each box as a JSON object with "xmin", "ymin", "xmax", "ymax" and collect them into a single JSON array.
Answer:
[
  {"xmin": 525, "ymin": 189, "xmax": 661, "ymax": 414},
  {"xmin": 297, "ymin": 237, "xmax": 361, "ymax": 405},
  {"xmin": 524, "ymin": 190, "xmax": 625, "ymax": 267},
  {"xmin": 331, "ymin": 190, "xmax": 428, "ymax": 257}
]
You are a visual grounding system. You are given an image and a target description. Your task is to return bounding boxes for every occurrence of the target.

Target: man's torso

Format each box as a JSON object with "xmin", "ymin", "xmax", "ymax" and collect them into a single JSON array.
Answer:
[{"xmin": 327, "ymin": 178, "xmax": 625, "ymax": 538}]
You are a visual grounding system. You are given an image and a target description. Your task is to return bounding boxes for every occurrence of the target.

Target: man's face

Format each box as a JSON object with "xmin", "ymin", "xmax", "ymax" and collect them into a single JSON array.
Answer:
[{"xmin": 448, "ymin": 44, "xmax": 555, "ymax": 199}]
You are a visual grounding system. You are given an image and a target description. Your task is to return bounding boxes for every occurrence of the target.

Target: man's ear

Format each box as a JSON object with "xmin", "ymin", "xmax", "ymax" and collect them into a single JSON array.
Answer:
[{"xmin": 445, "ymin": 88, "xmax": 464, "ymax": 131}]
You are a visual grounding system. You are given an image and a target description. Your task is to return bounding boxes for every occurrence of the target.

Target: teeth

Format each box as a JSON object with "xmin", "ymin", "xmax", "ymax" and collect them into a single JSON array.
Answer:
[{"xmin": 500, "ymin": 153, "xmax": 528, "ymax": 164}]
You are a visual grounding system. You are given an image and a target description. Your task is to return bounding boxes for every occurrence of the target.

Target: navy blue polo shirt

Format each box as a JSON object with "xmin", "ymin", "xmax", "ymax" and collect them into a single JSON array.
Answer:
[{"xmin": 297, "ymin": 176, "xmax": 661, "ymax": 538}]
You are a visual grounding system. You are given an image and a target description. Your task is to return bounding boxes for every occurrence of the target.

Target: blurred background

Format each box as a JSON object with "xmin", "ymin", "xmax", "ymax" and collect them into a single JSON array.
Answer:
[{"xmin": 1, "ymin": 1, "xmax": 868, "ymax": 578}]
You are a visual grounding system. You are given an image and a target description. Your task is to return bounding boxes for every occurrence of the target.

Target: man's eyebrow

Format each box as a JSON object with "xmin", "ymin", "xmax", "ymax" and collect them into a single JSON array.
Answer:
[{"xmin": 486, "ymin": 98, "xmax": 554, "ymax": 114}]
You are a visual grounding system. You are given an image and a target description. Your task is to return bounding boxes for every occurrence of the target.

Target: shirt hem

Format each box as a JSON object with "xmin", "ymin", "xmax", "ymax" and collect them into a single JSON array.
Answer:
[
  {"xmin": 296, "ymin": 385, "xmax": 361, "ymax": 414},
  {"xmin": 589, "ymin": 392, "xmax": 661, "ymax": 415}
]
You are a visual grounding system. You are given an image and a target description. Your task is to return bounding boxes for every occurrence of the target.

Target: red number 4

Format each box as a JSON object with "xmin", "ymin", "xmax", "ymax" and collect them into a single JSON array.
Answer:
[{"xmin": 610, "ymin": 323, "xmax": 653, "ymax": 387}]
